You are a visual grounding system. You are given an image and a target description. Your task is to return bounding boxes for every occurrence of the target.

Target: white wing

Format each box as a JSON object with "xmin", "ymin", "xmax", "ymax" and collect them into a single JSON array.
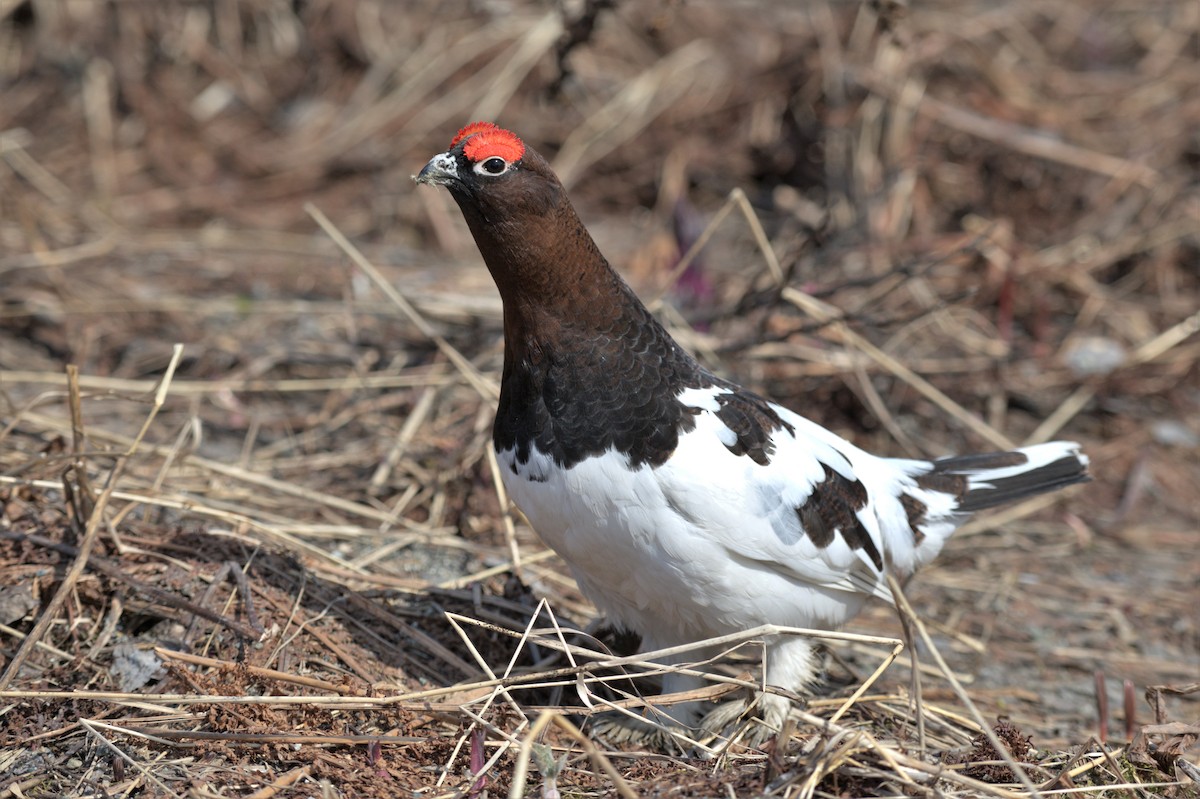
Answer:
[{"xmin": 657, "ymin": 387, "xmax": 920, "ymax": 603}]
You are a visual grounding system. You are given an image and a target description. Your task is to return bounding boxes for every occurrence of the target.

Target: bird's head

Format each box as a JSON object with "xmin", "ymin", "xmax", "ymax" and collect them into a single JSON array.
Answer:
[
  {"xmin": 414, "ymin": 122, "xmax": 617, "ymax": 335},
  {"xmin": 414, "ymin": 122, "xmax": 562, "ymax": 223}
]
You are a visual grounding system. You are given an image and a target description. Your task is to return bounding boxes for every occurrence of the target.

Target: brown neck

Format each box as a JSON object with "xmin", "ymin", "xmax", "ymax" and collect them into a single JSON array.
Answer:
[{"xmin": 454, "ymin": 192, "xmax": 629, "ymax": 366}]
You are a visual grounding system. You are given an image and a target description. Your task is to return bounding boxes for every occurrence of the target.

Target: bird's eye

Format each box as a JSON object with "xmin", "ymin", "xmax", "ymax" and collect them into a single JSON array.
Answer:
[{"xmin": 475, "ymin": 157, "xmax": 509, "ymax": 176}]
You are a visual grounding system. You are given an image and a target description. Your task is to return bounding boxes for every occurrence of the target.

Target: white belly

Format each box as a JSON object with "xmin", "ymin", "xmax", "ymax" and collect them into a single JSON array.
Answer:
[{"xmin": 496, "ymin": 441, "xmax": 867, "ymax": 649}]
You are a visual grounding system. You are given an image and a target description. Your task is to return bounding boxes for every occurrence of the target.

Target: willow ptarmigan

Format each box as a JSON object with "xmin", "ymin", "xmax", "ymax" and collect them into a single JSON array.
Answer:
[{"xmin": 415, "ymin": 122, "xmax": 1089, "ymax": 739}]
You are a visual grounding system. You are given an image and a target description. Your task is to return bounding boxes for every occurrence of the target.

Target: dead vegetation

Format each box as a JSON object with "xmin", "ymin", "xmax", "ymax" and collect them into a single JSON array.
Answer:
[{"xmin": 1, "ymin": 0, "xmax": 1198, "ymax": 796}]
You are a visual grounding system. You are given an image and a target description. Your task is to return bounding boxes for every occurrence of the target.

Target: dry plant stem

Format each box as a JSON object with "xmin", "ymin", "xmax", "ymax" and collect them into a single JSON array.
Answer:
[
  {"xmin": 648, "ymin": 188, "xmax": 1018, "ymax": 460},
  {"xmin": 0, "ymin": 530, "xmax": 261, "ymax": 639},
  {"xmin": 731, "ymin": 187, "xmax": 785, "ymax": 283},
  {"xmin": 486, "ymin": 441, "xmax": 523, "ymax": 571},
  {"xmin": 0, "ymin": 370, "xmax": 459, "ymax": 394},
  {"xmin": 443, "ymin": 611, "xmax": 900, "ymax": 750},
  {"xmin": 442, "ymin": 614, "xmax": 769, "ymax": 704},
  {"xmin": 887, "ymin": 574, "xmax": 1043, "ymax": 797},
  {"xmin": 368, "ymin": 367, "xmax": 442, "ymax": 491},
  {"xmin": 826, "ymin": 635, "xmax": 905, "ymax": 725},
  {"xmin": 851, "ymin": 71, "xmax": 1160, "ymax": 188},
  {"xmin": 199, "ymin": 560, "xmax": 264, "ymax": 635},
  {"xmin": 648, "ymin": 188, "xmax": 737, "ymax": 305},
  {"xmin": 952, "ymin": 492, "xmax": 1066, "ymax": 538},
  {"xmin": 470, "ymin": 12, "xmax": 562, "ymax": 122},
  {"xmin": 83, "ymin": 59, "xmax": 117, "ymax": 204},
  {"xmin": 530, "ymin": 601, "xmax": 588, "ymax": 710},
  {"xmin": 0, "ymin": 622, "xmax": 75, "ymax": 661},
  {"xmin": 789, "ymin": 709, "xmax": 1025, "ymax": 799},
  {"xmin": 1044, "ymin": 784, "xmax": 1191, "ymax": 796},
  {"xmin": 442, "ymin": 706, "xmax": 527, "ymax": 792},
  {"xmin": 90, "ymin": 724, "xmax": 419, "ymax": 748},
  {"xmin": 925, "ymin": 92, "xmax": 1158, "ymax": 185},
  {"xmin": 146, "ymin": 408, "xmax": 200, "ymax": 505},
  {"xmin": 0, "ymin": 126, "xmax": 32, "ymax": 153},
  {"xmin": 321, "ymin": 19, "xmax": 539, "ymax": 161},
  {"xmin": 793, "ymin": 729, "xmax": 879, "ymax": 799},
  {"xmin": 0, "ymin": 350, "xmax": 185, "ymax": 690},
  {"xmin": 0, "ymin": 687, "xmax": 729, "ymax": 715},
  {"xmin": 853, "ymin": 360, "xmax": 924, "ymax": 457},
  {"xmin": 80, "ymin": 719, "xmax": 182, "ymax": 798},
  {"xmin": 1122, "ymin": 679, "xmax": 1136, "ymax": 741},
  {"xmin": 551, "ymin": 40, "xmax": 712, "ymax": 190},
  {"xmin": 305, "ymin": 202, "xmax": 499, "ymax": 400},
  {"xmin": 1093, "ymin": 739, "xmax": 1152, "ymax": 799},
  {"xmin": 1052, "ymin": 748, "xmax": 1129, "ymax": 786},
  {"xmin": 67, "ymin": 363, "xmax": 86, "ymax": 457},
  {"xmin": 63, "ymin": 365, "xmax": 95, "ymax": 529},
  {"xmin": 0, "ymin": 136, "xmax": 116, "ymax": 234},
  {"xmin": 0, "ymin": 776, "xmax": 49, "ymax": 799},
  {"xmin": 649, "ymin": 187, "xmax": 784, "ymax": 309},
  {"xmin": 6, "ymin": 410, "xmax": 424, "ymax": 535},
  {"xmin": 444, "ymin": 612, "xmax": 529, "ymax": 717},
  {"xmin": 244, "ymin": 765, "xmax": 312, "ymax": 799},
  {"xmin": 0, "ymin": 475, "xmax": 390, "ymax": 560},
  {"xmin": 897, "ymin": 602, "xmax": 928, "ymax": 757},
  {"xmin": 441, "ymin": 601, "xmax": 581, "ymax": 788},
  {"xmin": 508, "ymin": 710, "xmax": 637, "ymax": 799},
  {"xmin": 1028, "ymin": 306, "xmax": 1200, "ymax": 444},
  {"xmin": 436, "ymin": 547, "xmax": 559, "ymax": 590},
  {"xmin": 783, "ymin": 286, "xmax": 1015, "ymax": 450},
  {"xmin": 83, "ymin": 594, "xmax": 122, "ymax": 662},
  {"xmin": 437, "ymin": 603, "xmax": 551, "ymax": 786},
  {"xmin": 0, "ymin": 380, "xmax": 108, "ymax": 690},
  {"xmin": 660, "ymin": 303, "xmax": 724, "ymax": 366}
]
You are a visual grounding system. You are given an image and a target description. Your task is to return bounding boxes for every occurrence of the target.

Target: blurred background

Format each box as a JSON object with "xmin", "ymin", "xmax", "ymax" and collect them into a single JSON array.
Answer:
[{"xmin": 1, "ymin": 0, "xmax": 1197, "ymax": 791}]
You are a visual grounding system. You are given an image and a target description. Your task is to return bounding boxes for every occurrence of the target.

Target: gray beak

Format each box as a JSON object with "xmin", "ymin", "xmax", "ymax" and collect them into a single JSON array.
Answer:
[{"xmin": 414, "ymin": 151, "xmax": 459, "ymax": 186}]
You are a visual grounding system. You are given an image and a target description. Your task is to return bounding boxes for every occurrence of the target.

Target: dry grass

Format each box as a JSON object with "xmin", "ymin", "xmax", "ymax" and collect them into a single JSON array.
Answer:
[{"xmin": 1, "ymin": 0, "xmax": 1198, "ymax": 796}]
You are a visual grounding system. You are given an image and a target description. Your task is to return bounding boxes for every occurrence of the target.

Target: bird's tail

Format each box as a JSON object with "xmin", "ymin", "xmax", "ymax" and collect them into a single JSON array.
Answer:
[{"xmin": 911, "ymin": 441, "xmax": 1090, "ymax": 513}]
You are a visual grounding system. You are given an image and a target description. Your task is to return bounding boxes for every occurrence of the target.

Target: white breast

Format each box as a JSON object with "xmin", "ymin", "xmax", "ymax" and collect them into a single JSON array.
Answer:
[{"xmin": 494, "ymin": 394, "xmax": 914, "ymax": 648}]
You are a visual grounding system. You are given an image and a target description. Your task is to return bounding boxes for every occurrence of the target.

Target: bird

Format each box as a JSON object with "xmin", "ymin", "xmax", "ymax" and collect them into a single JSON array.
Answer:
[{"xmin": 414, "ymin": 121, "xmax": 1090, "ymax": 742}]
